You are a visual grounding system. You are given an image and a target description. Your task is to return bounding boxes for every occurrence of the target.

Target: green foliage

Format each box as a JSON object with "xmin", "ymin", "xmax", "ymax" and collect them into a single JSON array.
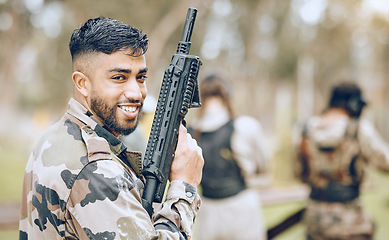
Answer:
[
  {"xmin": 0, "ymin": 228, "xmax": 19, "ymax": 239},
  {"xmin": 0, "ymin": 143, "xmax": 27, "ymax": 203}
]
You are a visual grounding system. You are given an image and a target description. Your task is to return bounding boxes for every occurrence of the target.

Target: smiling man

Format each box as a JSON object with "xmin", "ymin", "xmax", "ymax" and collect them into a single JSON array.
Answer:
[
  {"xmin": 19, "ymin": 17, "xmax": 204, "ymax": 240},
  {"xmin": 72, "ymin": 47, "xmax": 148, "ymax": 137}
]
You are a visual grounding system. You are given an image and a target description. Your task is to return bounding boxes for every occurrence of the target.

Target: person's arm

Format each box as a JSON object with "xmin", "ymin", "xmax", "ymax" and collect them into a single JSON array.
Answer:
[
  {"xmin": 153, "ymin": 124, "xmax": 203, "ymax": 238},
  {"xmin": 359, "ymin": 119, "xmax": 389, "ymax": 172},
  {"xmin": 232, "ymin": 116, "xmax": 271, "ymax": 188},
  {"xmin": 153, "ymin": 180, "xmax": 201, "ymax": 239}
]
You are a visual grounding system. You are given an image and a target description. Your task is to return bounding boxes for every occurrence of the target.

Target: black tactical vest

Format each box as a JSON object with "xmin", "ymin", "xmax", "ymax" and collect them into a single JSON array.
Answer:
[{"xmin": 195, "ymin": 120, "xmax": 247, "ymax": 199}]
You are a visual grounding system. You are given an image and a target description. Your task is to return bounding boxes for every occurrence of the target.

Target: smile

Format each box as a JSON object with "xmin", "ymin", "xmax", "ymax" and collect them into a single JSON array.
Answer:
[
  {"xmin": 118, "ymin": 104, "xmax": 140, "ymax": 119},
  {"xmin": 119, "ymin": 105, "xmax": 137, "ymax": 113}
]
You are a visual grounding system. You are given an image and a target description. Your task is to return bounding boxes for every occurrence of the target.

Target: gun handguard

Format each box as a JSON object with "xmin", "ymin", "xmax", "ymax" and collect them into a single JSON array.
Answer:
[{"xmin": 141, "ymin": 7, "xmax": 202, "ymax": 217}]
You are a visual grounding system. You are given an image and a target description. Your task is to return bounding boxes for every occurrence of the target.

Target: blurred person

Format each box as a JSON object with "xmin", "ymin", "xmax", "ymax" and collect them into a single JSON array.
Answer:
[
  {"xmin": 19, "ymin": 17, "xmax": 204, "ymax": 239},
  {"xmin": 294, "ymin": 81, "xmax": 389, "ymax": 240},
  {"xmin": 190, "ymin": 73, "xmax": 270, "ymax": 240}
]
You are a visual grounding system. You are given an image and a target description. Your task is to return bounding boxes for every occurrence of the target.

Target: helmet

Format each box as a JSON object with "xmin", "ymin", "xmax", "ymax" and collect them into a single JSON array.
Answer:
[{"xmin": 329, "ymin": 82, "xmax": 367, "ymax": 118}]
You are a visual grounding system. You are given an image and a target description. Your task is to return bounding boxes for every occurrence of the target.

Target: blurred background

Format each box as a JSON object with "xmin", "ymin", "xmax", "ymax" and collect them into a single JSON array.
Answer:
[{"xmin": 1, "ymin": 0, "xmax": 389, "ymax": 239}]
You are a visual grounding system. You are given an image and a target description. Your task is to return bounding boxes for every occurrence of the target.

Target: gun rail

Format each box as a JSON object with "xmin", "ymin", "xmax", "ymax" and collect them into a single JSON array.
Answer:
[{"xmin": 141, "ymin": 7, "xmax": 201, "ymax": 217}]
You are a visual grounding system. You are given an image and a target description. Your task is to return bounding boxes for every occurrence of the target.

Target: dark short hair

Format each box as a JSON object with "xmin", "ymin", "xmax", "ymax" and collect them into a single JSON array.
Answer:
[
  {"xmin": 69, "ymin": 17, "xmax": 148, "ymax": 60},
  {"xmin": 329, "ymin": 81, "xmax": 367, "ymax": 118},
  {"xmin": 199, "ymin": 73, "xmax": 234, "ymax": 117}
]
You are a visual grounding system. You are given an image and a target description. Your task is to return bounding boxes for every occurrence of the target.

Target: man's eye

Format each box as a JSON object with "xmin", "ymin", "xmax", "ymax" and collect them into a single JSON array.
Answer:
[
  {"xmin": 113, "ymin": 75, "xmax": 126, "ymax": 81},
  {"xmin": 138, "ymin": 75, "xmax": 148, "ymax": 82}
]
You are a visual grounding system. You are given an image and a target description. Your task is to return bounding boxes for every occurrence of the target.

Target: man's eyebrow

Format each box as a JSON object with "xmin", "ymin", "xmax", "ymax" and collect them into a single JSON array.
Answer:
[
  {"xmin": 139, "ymin": 67, "xmax": 148, "ymax": 74},
  {"xmin": 108, "ymin": 67, "xmax": 131, "ymax": 73},
  {"xmin": 108, "ymin": 67, "xmax": 148, "ymax": 74}
]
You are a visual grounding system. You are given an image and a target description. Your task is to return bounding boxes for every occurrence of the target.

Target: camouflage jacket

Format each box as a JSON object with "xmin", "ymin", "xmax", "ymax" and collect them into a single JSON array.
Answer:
[
  {"xmin": 294, "ymin": 114, "xmax": 389, "ymax": 239},
  {"xmin": 19, "ymin": 98, "xmax": 201, "ymax": 240}
]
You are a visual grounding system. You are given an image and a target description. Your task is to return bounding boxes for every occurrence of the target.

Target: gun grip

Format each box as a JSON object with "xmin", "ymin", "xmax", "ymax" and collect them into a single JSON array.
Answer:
[{"xmin": 190, "ymin": 81, "xmax": 201, "ymax": 108}]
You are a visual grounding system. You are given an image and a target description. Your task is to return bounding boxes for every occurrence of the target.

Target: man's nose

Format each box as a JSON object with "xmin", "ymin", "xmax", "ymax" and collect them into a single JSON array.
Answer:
[{"xmin": 123, "ymin": 79, "xmax": 143, "ymax": 100}]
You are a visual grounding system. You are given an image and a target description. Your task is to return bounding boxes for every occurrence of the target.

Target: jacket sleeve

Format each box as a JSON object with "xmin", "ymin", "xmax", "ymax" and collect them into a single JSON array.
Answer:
[
  {"xmin": 153, "ymin": 180, "xmax": 201, "ymax": 239},
  {"xmin": 67, "ymin": 160, "xmax": 200, "ymax": 240},
  {"xmin": 359, "ymin": 119, "xmax": 389, "ymax": 172},
  {"xmin": 232, "ymin": 116, "xmax": 271, "ymax": 188}
]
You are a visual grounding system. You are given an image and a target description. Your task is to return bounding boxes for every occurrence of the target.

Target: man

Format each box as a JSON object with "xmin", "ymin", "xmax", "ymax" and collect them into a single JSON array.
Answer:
[
  {"xmin": 189, "ymin": 73, "xmax": 270, "ymax": 240},
  {"xmin": 294, "ymin": 81, "xmax": 389, "ymax": 240},
  {"xmin": 19, "ymin": 17, "xmax": 204, "ymax": 240}
]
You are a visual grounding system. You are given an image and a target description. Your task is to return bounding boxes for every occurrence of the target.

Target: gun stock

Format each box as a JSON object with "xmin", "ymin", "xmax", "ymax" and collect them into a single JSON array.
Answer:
[{"xmin": 141, "ymin": 7, "xmax": 201, "ymax": 217}]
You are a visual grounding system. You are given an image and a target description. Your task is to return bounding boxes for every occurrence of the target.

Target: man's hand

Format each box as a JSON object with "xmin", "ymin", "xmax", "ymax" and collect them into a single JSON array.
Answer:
[{"xmin": 170, "ymin": 124, "xmax": 204, "ymax": 187}]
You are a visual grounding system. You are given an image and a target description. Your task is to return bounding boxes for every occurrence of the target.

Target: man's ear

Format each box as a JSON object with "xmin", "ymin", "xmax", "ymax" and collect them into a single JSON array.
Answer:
[{"xmin": 72, "ymin": 71, "xmax": 90, "ymax": 97}]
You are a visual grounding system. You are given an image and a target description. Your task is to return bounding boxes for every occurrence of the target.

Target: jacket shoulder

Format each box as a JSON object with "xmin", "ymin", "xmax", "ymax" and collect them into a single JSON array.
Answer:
[{"xmin": 32, "ymin": 117, "xmax": 89, "ymax": 170}]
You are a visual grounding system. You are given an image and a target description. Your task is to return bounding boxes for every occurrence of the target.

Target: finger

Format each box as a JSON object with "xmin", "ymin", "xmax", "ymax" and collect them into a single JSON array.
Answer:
[{"xmin": 179, "ymin": 123, "xmax": 188, "ymax": 140}]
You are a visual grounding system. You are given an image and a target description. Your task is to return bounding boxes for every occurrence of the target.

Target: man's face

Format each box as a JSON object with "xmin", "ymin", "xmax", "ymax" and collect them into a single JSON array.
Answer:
[{"xmin": 84, "ymin": 49, "xmax": 148, "ymax": 136}]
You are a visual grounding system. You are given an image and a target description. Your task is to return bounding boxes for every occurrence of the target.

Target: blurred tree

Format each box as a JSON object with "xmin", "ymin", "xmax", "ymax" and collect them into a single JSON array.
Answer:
[{"xmin": 0, "ymin": 0, "xmax": 389, "ymax": 155}]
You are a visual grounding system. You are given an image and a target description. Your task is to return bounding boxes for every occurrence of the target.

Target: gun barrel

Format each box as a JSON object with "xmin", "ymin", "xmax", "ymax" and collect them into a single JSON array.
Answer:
[{"xmin": 181, "ymin": 8, "xmax": 197, "ymax": 42}]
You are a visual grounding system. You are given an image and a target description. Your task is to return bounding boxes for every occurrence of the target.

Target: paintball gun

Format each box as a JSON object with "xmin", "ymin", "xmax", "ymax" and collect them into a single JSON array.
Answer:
[{"xmin": 141, "ymin": 7, "xmax": 202, "ymax": 217}]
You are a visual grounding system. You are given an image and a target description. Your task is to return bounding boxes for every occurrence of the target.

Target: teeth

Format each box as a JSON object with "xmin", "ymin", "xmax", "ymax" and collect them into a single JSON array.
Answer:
[{"xmin": 120, "ymin": 106, "xmax": 137, "ymax": 113}]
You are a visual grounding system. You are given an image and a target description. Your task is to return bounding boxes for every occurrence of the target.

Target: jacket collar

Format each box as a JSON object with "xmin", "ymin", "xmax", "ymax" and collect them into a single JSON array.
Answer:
[{"xmin": 66, "ymin": 98, "xmax": 143, "ymax": 176}]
